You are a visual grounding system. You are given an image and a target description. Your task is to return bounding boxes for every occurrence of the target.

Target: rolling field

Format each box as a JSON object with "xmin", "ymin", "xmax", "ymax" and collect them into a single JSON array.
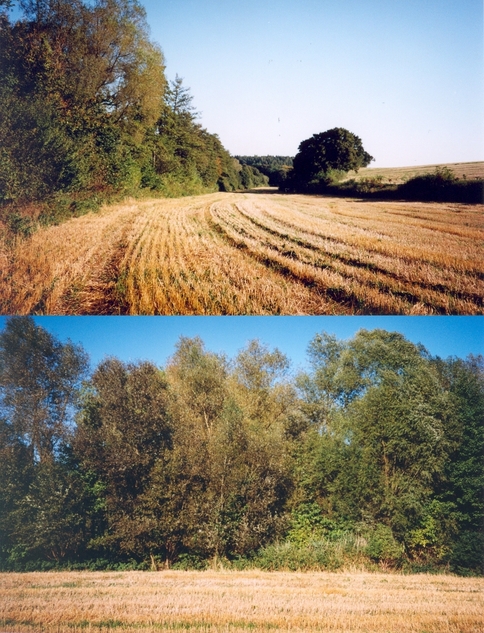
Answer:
[
  {"xmin": 1, "ymin": 190, "xmax": 483, "ymax": 314},
  {"xmin": 1, "ymin": 570, "xmax": 483, "ymax": 632},
  {"xmin": 346, "ymin": 160, "xmax": 484, "ymax": 184}
]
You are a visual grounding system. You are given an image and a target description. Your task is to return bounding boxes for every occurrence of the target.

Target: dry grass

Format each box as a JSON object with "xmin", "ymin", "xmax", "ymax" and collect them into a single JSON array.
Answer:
[
  {"xmin": 0, "ymin": 570, "xmax": 483, "ymax": 632},
  {"xmin": 0, "ymin": 190, "xmax": 483, "ymax": 314}
]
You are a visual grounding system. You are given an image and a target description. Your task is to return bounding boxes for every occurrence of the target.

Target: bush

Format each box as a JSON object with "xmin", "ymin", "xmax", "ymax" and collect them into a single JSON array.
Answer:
[
  {"xmin": 399, "ymin": 167, "xmax": 483, "ymax": 202},
  {"xmin": 253, "ymin": 531, "xmax": 368, "ymax": 571},
  {"xmin": 7, "ymin": 212, "xmax": 36, "ymax": 238},
  {"xmin": 449, "ymin": 530, "xmax": 484, "ymax": 575},
  {"xmin": 354, "ymin": 175, "xmax": 386, "ymax": 193},
  {"xmin": 365, "ymin": 524, "xmax": 403, "ymax": 566},
  {"xmin": 172, "ymin": 553, "xmax": 207, "ymax": 571}
]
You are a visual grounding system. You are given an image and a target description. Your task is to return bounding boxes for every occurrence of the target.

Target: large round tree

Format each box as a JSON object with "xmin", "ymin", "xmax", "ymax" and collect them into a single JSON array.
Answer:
[{"xmin": 292, "ymin": 127, "xmax": 374, "ymax": 187}]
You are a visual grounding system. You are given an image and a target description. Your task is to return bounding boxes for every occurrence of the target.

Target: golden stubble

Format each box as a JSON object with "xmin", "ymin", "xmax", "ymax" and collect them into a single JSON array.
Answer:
[
  {"xmin": 0, "ymin": 570, "xmax": 483, "ymax": 632},
  {"xmin": 349, "ymin": 160, "xmax": 484, "ymax": 184},
  {"xmin": 0, "ymin": 192, "xmax": 482, "ymax": 314}
]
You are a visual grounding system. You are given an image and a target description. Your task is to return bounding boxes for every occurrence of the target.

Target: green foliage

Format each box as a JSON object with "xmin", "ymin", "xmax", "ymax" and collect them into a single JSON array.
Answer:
[
  {"xmin": 6, "ymin": 212, "xmax": 36, "ymax": 237},
  {"xmin": 290, "ymin": 128, "xmax": 373, "ymax": 191},
  {"xmin": 365, "ymin": 524, "xmax": 402, "ymax": 566},
  {"xmin": 0, "ymin": 2, "xmax": 256, "ymax": 233},
  {"xmin": 236, "ymin": 156, "xmax": 293, "ymax": 186},
  {"xmin": 0, "ymin": 319, "xmax": 482, "ymax": 575},
  {"xmin": 0, "ymin": 0, "xmax": 165, "ymax": 203},
  {"xmin": 253, "ymin": 531, "xmax": 367, "ymax": 571},
  {"xmin": 400, "ymin": 166, "xmax": 484, "ymax": 203},
  {"xmin": 287, "ymin": 503, "xmax": 344, "ymax": 545},
  {"xmin": 300, "ymin": 331, "xmax": 451, "ymax": 535},
  {"xmin": 353, "ymin": 174, "xmax": 386, "ymax": 193},
  {"xmin": 0, "ymin": 90, "xmax": 76, "ymax": 202},
  {"xmin": 407, "ymin": 500, "xmax": 456, "ymax": 563},
  {"xmin": 172, "ymin": 553, "xmax": 208, "ymax": 571},
  {"xmin": 74, "ymin": 358, "xmax": 171, "ymax": 558},
  {"xmin": 449, "ymin": 530, "xmax": 484, "ymax": 575},
  {"xmin": 7, "ymin": 458, "xmax": 89, "ymax": 563}
]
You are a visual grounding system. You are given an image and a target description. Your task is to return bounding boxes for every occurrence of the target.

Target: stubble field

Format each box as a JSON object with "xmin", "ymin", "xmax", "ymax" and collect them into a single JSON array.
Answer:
[
  {"xmin": 1, "ymin": 190, "xmax": 483, "ymax": 314},
  {"xmin": 1, "ymin": 570, "xmax": 483, "ymax": 632},
  {"xmin": 349, "ymin": 160, "xmax": 484, "ymax": 184}
]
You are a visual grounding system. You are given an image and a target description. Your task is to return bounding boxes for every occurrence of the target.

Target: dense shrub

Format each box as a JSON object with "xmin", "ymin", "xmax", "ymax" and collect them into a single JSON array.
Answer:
[{"xmin": 399, "ymin": 167, "xmax": 483, "ymax": 202}]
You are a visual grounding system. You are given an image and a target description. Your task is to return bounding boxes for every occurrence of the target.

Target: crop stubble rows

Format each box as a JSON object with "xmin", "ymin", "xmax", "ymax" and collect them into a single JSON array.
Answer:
[
  {"xmin": 0, "ymin": 191, "xmax": 482, "ymax": 314},
  {"xmin": 0, "ymin": 570, "xmax": 483, "ymax": 633}
]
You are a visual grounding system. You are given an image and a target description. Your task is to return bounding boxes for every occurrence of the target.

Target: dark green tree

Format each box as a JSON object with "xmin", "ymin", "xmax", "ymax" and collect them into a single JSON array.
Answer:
[
  {"xmin": 291, "ymin": 127, "xmax": 373, "ymax": 190},
  {"xmin": 74, "ymin": 358, "xmax": 171, "ymax": 558},
  {"xmin": 432, "ymin": 355, "xmax": 484, "ymax": 572},
  {"xmin": 297, "ymin": 329, "xmax": 451, "ymax": 557},
  {"xmin": 8, "ymin": 456, "xmax": 91, "ymax": 563},
  {"xmin": 0, "ymin": 416, "xmax": 34, "ymax": 566},
  {"xmin": 236, "ymin": 156, "xmax": 293, "ymax": 186},
  {"xmin": 0, "ymin": 316, "xmax": 89, "ymax": 567}
]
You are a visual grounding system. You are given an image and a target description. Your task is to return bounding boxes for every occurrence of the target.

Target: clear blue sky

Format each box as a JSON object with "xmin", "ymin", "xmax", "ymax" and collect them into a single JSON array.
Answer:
[
  {"xmin": 139, "ymin": 0, "xmax": 483, "ymax": 167},
  {"xmin": 0, "ymin": 317, "xmax": 481, "ymax": 373}
]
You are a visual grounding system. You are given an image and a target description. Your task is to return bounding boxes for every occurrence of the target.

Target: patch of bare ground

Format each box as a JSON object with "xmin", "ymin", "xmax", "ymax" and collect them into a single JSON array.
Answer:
[
  {"xmin": 0, "ymin": 570, "xmax": 483, "ymax": 632},
  {"xmin": 0, "ymin": 191, "xmax": 482, "ymax": 314}
]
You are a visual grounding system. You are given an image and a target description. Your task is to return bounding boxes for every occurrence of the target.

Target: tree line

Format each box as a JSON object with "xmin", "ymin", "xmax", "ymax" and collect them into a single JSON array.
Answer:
[
  {"xmin": 0, "ymin": 0, "xmax": 267, "ymax": 230},
  {"xmin": 0, "ymin": 317, "xmax": 482, "ymax": 574},
  {"xmin": 235, "ymin": 156, "xmax": 293, "ymax": 187},
  {"xmin": 240, "ymin": 129, "xmax": 483, "ymax": 203}
]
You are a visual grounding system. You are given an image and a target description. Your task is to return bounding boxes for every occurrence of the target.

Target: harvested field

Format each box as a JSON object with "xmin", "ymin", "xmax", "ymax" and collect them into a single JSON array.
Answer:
[
  {"xmin": 0, "ymin": 570, "xmax": 483, "ymax": 633},
  {"xmin": 348, "ymin": 160, "xmax": 484, "ymax": 184},
  {"xmin": 1, "ymin": 191, "xmax": 483, "ymax": 314}
]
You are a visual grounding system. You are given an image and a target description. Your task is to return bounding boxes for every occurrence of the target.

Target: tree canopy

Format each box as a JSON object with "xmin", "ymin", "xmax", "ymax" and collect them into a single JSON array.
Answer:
[
  {"xmin": 0, "ymin": 319, "xmax": 482, "ymax": 574},
  {"xmin": 0, "ymin": 0, "xmax": 266, "ymax": 225},
  {"xmin": 290, "ymin": 128, "xmax": 374, "ymax": 191},
  {"xmin": 236, "ymin": 156, "xmax": 293, "ymax": 187}
]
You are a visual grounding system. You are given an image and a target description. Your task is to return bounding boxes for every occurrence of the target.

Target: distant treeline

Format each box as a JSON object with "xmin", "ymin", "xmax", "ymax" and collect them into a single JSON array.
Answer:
[
  {"xmin": 1, "ymin": 317, "xmax": 483, "ymax": 575},
  {"xmin": 293, "ymin": 166, "xmax": 484, "ymax": 204},
  {"xmin": 236, "ymin": 156, "xmax": 293, "ymax": 186},
  {"xmin": 238, "ymin": 156, "xmax": 483, "ymax": 203},
  {"xmin": 0, "ymin": 0, "xmax": 267, "ymax": 229}
]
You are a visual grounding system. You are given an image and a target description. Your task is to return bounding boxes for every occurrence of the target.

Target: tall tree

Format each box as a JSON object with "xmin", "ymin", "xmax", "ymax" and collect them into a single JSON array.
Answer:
[
  {"xmin": 432, "ymin": 355, "xmax": 484, "ymax": 571},
  {"xmin": 298, "ymin": 329, "xmax": 451, "ymax": 548},
  {"xmin": 139, "ymin": 338, "xmax": 293, "ymax": 565},
  {"xmin": 0, "ymin": 316, "xmax": 88, "ymax": 566},
  {"xmin": 74, "ymin": 358, "xmax": 171, "ymax": 556},
  {"xmin": 0, "ymin": 316, "xmax": 89, "ymax": 463}
]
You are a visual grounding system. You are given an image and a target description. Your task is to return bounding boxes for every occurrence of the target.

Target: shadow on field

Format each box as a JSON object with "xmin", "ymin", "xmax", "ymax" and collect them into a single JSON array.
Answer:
[
  {"xmin": 282, "ymin": 175, "xmax": 484, "ymax": 204},
  {"xmin": 239, "ymin": 187, "xmax": 279, "ymax": 195}
]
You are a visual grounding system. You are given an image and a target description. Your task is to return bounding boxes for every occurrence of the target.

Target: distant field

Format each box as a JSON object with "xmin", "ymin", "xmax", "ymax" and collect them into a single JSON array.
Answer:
[
  {"xmin": 1, "ymin": 189, "xmax": 483, "ymax": 314},
  {"xmin": 347, "ymin": 160, "xmax": 484, "ymax": 184},
  {"xmin": 1, "ymin": 570, "xmax": 483, "ymax": 633}
]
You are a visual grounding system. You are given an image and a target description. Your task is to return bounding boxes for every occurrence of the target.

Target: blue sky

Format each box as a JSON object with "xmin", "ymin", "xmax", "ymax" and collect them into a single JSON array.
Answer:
[
  {"xmin": 0, "ymin": 317, "xmax": 481, "ymax": 373},
  {"xmin": 6, "ymin": 0, "xmax": 483, "ymax": 166},
  {"xmin": 139, "ymin": 0, "xmax": 484, "ymax": 166}
]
